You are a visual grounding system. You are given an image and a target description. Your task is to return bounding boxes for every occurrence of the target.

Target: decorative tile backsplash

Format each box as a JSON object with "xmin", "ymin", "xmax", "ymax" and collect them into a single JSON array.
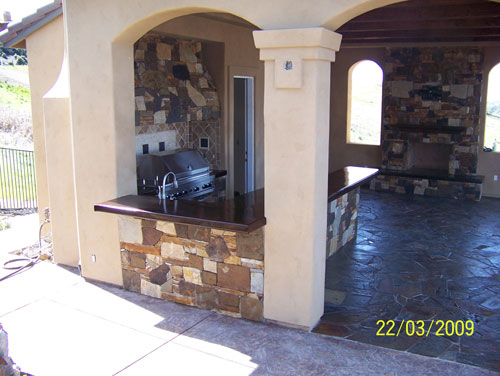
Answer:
[{"xmin": 134, "ymin": 32, "xmax": 222, "ymax": 169}]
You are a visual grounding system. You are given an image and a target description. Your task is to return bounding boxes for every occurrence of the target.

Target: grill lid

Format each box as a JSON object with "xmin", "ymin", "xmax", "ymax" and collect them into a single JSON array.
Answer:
[{"xmin": 137, "ymin": 149, "xmax": 209, "ymax": 180}]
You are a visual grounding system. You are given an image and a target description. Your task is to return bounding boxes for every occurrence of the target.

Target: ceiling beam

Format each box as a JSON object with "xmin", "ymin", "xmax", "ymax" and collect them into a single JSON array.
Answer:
[
  {"xmin": 339, "ymin": 16, "xmax": 500, "ymax": 32},
  {"xmin": 341, "ymin": 35, "xmax": 500, "ymax": 44},
  {"xmin": 348, "ymin": 2, "xmax": 500, "ymax": 23},
  {"xmin": 341, "ymin": 28, "xmax": 500, "ymax": 40}
]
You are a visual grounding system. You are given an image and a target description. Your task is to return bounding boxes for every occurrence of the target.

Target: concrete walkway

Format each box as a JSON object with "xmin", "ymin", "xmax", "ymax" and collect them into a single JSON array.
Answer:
[
  {"xmin": 0, "ymin": 213, "xmax": 39, "ymax": 255},
  {"xmin": 0, "ymin": 262, "xmax": 495, "ymax": 375}
]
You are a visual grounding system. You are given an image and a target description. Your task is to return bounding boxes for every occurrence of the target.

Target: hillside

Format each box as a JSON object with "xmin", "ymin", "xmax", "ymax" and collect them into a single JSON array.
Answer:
[
  {"xmin": 0, "ymin": 47, "xmax": 28, "ymax": 67},
  {"xmin": 0, "ymin": 48, "xmax": 32, "ymax": 150}
]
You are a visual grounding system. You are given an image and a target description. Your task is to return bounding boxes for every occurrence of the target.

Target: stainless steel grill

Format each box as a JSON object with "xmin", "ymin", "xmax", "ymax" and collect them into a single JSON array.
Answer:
[{"xmin": 137, "ymin": 149, "xmax": 215, "ymax": 200}]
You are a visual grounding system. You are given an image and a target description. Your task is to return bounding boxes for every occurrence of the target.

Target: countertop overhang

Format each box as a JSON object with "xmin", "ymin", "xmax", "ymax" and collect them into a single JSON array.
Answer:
[
  {"xmin": 327, "ymin": 166, "xmax": 380, "ymax": 201},
  {"xmin": 94, "ymin": 166, "xmax": 379, "ymax": 232},
  {"xmin": 95, "ymin": 188, "xmax": 265, "ymax": 233}
]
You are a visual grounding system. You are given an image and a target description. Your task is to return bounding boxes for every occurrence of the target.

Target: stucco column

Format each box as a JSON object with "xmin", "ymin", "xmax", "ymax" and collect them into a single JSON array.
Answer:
[
  {"xmin": 42, "ymin": 56, "xmax": 80, "ymax": 267},
  {"xmin": 253, "ymin": 28, "xmax": 341, "ymax": 329}
]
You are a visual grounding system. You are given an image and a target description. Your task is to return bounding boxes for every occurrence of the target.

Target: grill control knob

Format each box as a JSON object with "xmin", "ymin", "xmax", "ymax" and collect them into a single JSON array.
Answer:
[
  {"xmin": 182, "ymin": 190, "xmax": 188, "ymax": 195},
  {"xmin": 194, "ymin": 187, "xmax": 199, "ymax": 192}
]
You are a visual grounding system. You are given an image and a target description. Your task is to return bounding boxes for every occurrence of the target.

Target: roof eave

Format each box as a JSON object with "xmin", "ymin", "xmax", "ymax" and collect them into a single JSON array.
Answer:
[{"xmin": 0, "ymin": 3, "xmax": 62, "ymax": 48}]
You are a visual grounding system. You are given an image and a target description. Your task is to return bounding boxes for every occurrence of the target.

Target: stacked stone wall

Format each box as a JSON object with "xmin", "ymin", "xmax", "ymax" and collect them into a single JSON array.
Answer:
[
  {"xmin": 119, "ymin": 216, "xmax": 264, "ymax": 321},
  {"xmin": 326, "ymin": 188, "xmax": 359, "ymax": 258},
  {"xmin": 374, "ymin": 47, "xmax": 484, "ymax": 199},
  {"xmin": 371, "ymin": 175, "xmax": 482, "ymax": 201},
  {"xmin": 382, "ymin": 47, "xmax": 482, "ymax": 176}
]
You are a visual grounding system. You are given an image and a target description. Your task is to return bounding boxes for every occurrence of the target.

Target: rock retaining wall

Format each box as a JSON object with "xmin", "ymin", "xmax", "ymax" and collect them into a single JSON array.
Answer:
[{"xmin": 0, "ymin": 324, "xmax": 19, "ymax": 376}]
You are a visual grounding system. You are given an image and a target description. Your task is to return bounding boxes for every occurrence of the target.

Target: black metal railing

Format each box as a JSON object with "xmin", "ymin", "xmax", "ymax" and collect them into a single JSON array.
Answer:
[{"xmin": 0, "ymin": 147, "xmax": 37, "ymax": 210}]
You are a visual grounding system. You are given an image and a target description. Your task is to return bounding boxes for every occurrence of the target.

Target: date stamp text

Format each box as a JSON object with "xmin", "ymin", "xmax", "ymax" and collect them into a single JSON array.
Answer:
[{"xmin": 376, "ymin": 320, "xmax": 474, "ymax": 337}]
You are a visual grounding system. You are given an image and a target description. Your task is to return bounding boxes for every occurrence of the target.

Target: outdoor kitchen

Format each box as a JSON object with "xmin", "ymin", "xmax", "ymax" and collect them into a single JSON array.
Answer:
[{"xmin": 87, "ymin": 17, "xmax": 379, "ymax": 320}]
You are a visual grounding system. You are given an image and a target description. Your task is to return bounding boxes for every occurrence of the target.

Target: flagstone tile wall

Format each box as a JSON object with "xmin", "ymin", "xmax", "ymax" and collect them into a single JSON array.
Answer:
[{"xmin": 134, "ymin": 32, "xmax": 221, "ymax": 169}]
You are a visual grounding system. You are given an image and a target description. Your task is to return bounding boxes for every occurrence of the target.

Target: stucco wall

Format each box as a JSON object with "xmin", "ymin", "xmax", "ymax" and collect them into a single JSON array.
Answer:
[
  {"xmin": 58, "ymin": 0, "xmax": 410, "ymax": 319},
  {"xmin": 329, "ymin": 47, "xmax": 384, "ymax": 171},
  {"xmin": 25, "ymin": 15, "xmax": 64, "ymax": 231},
  {"xmin": 478, "ymin": 47, "xmax": 500, "ymax": 198}
]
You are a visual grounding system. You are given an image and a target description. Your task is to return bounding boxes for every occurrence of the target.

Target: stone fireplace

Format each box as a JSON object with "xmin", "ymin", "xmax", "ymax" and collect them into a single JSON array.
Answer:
[{"xmin": 372, "ymin": 47, "xmax": 484, "ymax": 200}]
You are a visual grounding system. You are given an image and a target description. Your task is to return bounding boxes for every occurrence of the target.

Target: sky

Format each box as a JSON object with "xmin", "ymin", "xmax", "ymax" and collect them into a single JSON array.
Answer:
[
  {"xmin": 2, "ymin": 0, "xmax": 52, "ymax": 23},
  {"xmin": 488, "ymin": 64, "xmax": 500, "ymax": 103},
  {"xmin": 353, "ymin": 60, "xmax": 383, "ymax": 86}
]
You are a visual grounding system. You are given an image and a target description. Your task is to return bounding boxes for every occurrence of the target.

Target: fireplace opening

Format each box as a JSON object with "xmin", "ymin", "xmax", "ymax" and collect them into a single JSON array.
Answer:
[{"xmin": 408, "ymin": 142, "xmax": 451, "ymax": 173}]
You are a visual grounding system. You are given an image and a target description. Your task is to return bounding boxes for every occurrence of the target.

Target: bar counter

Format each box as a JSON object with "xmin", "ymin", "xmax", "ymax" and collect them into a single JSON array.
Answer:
[
  {"xmin": 95, "ymin": 166, "xmax": 379, "ymax": 319},
  {"xmin": 94, "ymin": 166, "xmax": 379, "ymax": 233}
]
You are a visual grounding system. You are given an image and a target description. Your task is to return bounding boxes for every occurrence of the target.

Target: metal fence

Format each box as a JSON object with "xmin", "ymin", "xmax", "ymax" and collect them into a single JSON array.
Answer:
[{"xmin": 0, "ymin": 147, "xmax": 37, "ymax": 210}]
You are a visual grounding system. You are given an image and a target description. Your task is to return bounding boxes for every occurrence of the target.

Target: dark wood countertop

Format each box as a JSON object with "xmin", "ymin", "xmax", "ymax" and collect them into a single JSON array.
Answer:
[
  {"xmin": 95, "ymin": 189, "xmax": 265, "ymax": 233},
  {"xmin": 94, "ymin": 166, "xmax": 378, "ymax": 232},
  {"xmin": 327, "ymin": 166, "xmax": 380, "ymax": 201}
]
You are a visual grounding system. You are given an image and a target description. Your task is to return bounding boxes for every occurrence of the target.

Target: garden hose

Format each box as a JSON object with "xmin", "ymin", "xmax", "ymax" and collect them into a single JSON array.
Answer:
[{"xmin": 0, "ymin": 210, "xmax": 50, "ymax": 282}]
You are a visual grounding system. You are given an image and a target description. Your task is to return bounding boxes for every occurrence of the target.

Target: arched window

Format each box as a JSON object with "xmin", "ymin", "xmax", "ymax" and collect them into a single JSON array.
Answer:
[
  {"xmin": 347, "ymin": 60, "xmax": 383, "ymax": 145},
  {"xmin": 485, "ymin": 63, "xmax": 500, "ymax": 152}
]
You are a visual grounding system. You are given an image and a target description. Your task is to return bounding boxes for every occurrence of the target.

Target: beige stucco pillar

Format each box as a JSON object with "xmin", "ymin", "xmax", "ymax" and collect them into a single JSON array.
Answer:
[
  {"xmin": 253, "ymin": 28, "xmax": 341, "ymax": 329},
  {"xmin": 42, "ymin": 57, "xmax": 80, "ymax": 267},
  {"xmin": 25, "ymin": 16, "xmax": 64, "ymax": 235}
]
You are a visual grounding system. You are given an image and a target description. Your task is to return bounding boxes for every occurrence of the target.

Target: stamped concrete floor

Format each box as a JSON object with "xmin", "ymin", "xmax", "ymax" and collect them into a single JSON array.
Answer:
[
  {"xmin": 314, "ymin": 188, "xmax": 500, "ymax": 373},
  {"xmin": 0, "ymin": 262, "xmax": 497, "ymax": 375}
]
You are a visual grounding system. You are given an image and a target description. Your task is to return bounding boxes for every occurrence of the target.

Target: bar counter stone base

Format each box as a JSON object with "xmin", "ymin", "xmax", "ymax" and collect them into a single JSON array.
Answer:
[
  {"xmin": 326, "ymin": 188, "xmax": 360, "ymax": 258},
  {"xmin": 117, "ymin": 215, "xmax": 264, "ymax": 321}
]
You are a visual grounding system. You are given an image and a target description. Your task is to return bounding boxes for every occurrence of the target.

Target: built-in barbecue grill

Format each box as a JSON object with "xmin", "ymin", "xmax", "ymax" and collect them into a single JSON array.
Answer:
[{"xmin": 137, "ymin": 149, "xmax": 215, "ymax": 200}]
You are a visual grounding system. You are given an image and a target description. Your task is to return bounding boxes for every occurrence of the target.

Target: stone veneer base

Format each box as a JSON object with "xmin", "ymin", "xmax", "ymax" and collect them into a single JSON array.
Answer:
[
  {"xmin": 119, "ymin": 216, "xmax": 264, "ymax": 321},
  {"xmin": 371, "ymin": 174, "xmax": 482, "ymax": 201},
  {"xmin": 326, "ymin": 187, "xmax": 360, "ymax": 258}
]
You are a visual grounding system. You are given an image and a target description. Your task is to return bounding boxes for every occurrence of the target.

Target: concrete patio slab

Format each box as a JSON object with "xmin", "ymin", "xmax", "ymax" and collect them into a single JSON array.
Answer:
[
  {"xmin": 0, "ymin": 261, "xmax": 81, "ymax": 316},
  {"xmin": 172, "ymin": 313, "xmax": 495, "ymax": 376},
  {"xmin": 1, "ymin": 299, "xmax": 165, "ymax": 376},
  {"xmin": 0, "ymin": 213, "xmax": 39, "ymax": 255},
  {"xmin": 116, "ymin": 342, "xmax": 257, "ymax": 375},
  {"xmin": 0, "ymin": 261, "xmax": 497, "ymax": 376},
  {"xmin": 49, "ymin": 279, "xmax": 214, "ymax": 341}
]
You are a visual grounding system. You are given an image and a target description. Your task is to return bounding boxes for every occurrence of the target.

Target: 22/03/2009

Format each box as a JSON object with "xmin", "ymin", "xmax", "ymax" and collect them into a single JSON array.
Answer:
[{"xmin": 376, "ymin": 319, "xmax": 474, "ymax": 337}]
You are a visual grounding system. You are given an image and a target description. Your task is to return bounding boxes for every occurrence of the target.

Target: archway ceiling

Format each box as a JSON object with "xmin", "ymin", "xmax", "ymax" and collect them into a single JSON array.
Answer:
[{"xmin": 338, "ymin": 0, "xmax": 500, "ymax": 45}]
